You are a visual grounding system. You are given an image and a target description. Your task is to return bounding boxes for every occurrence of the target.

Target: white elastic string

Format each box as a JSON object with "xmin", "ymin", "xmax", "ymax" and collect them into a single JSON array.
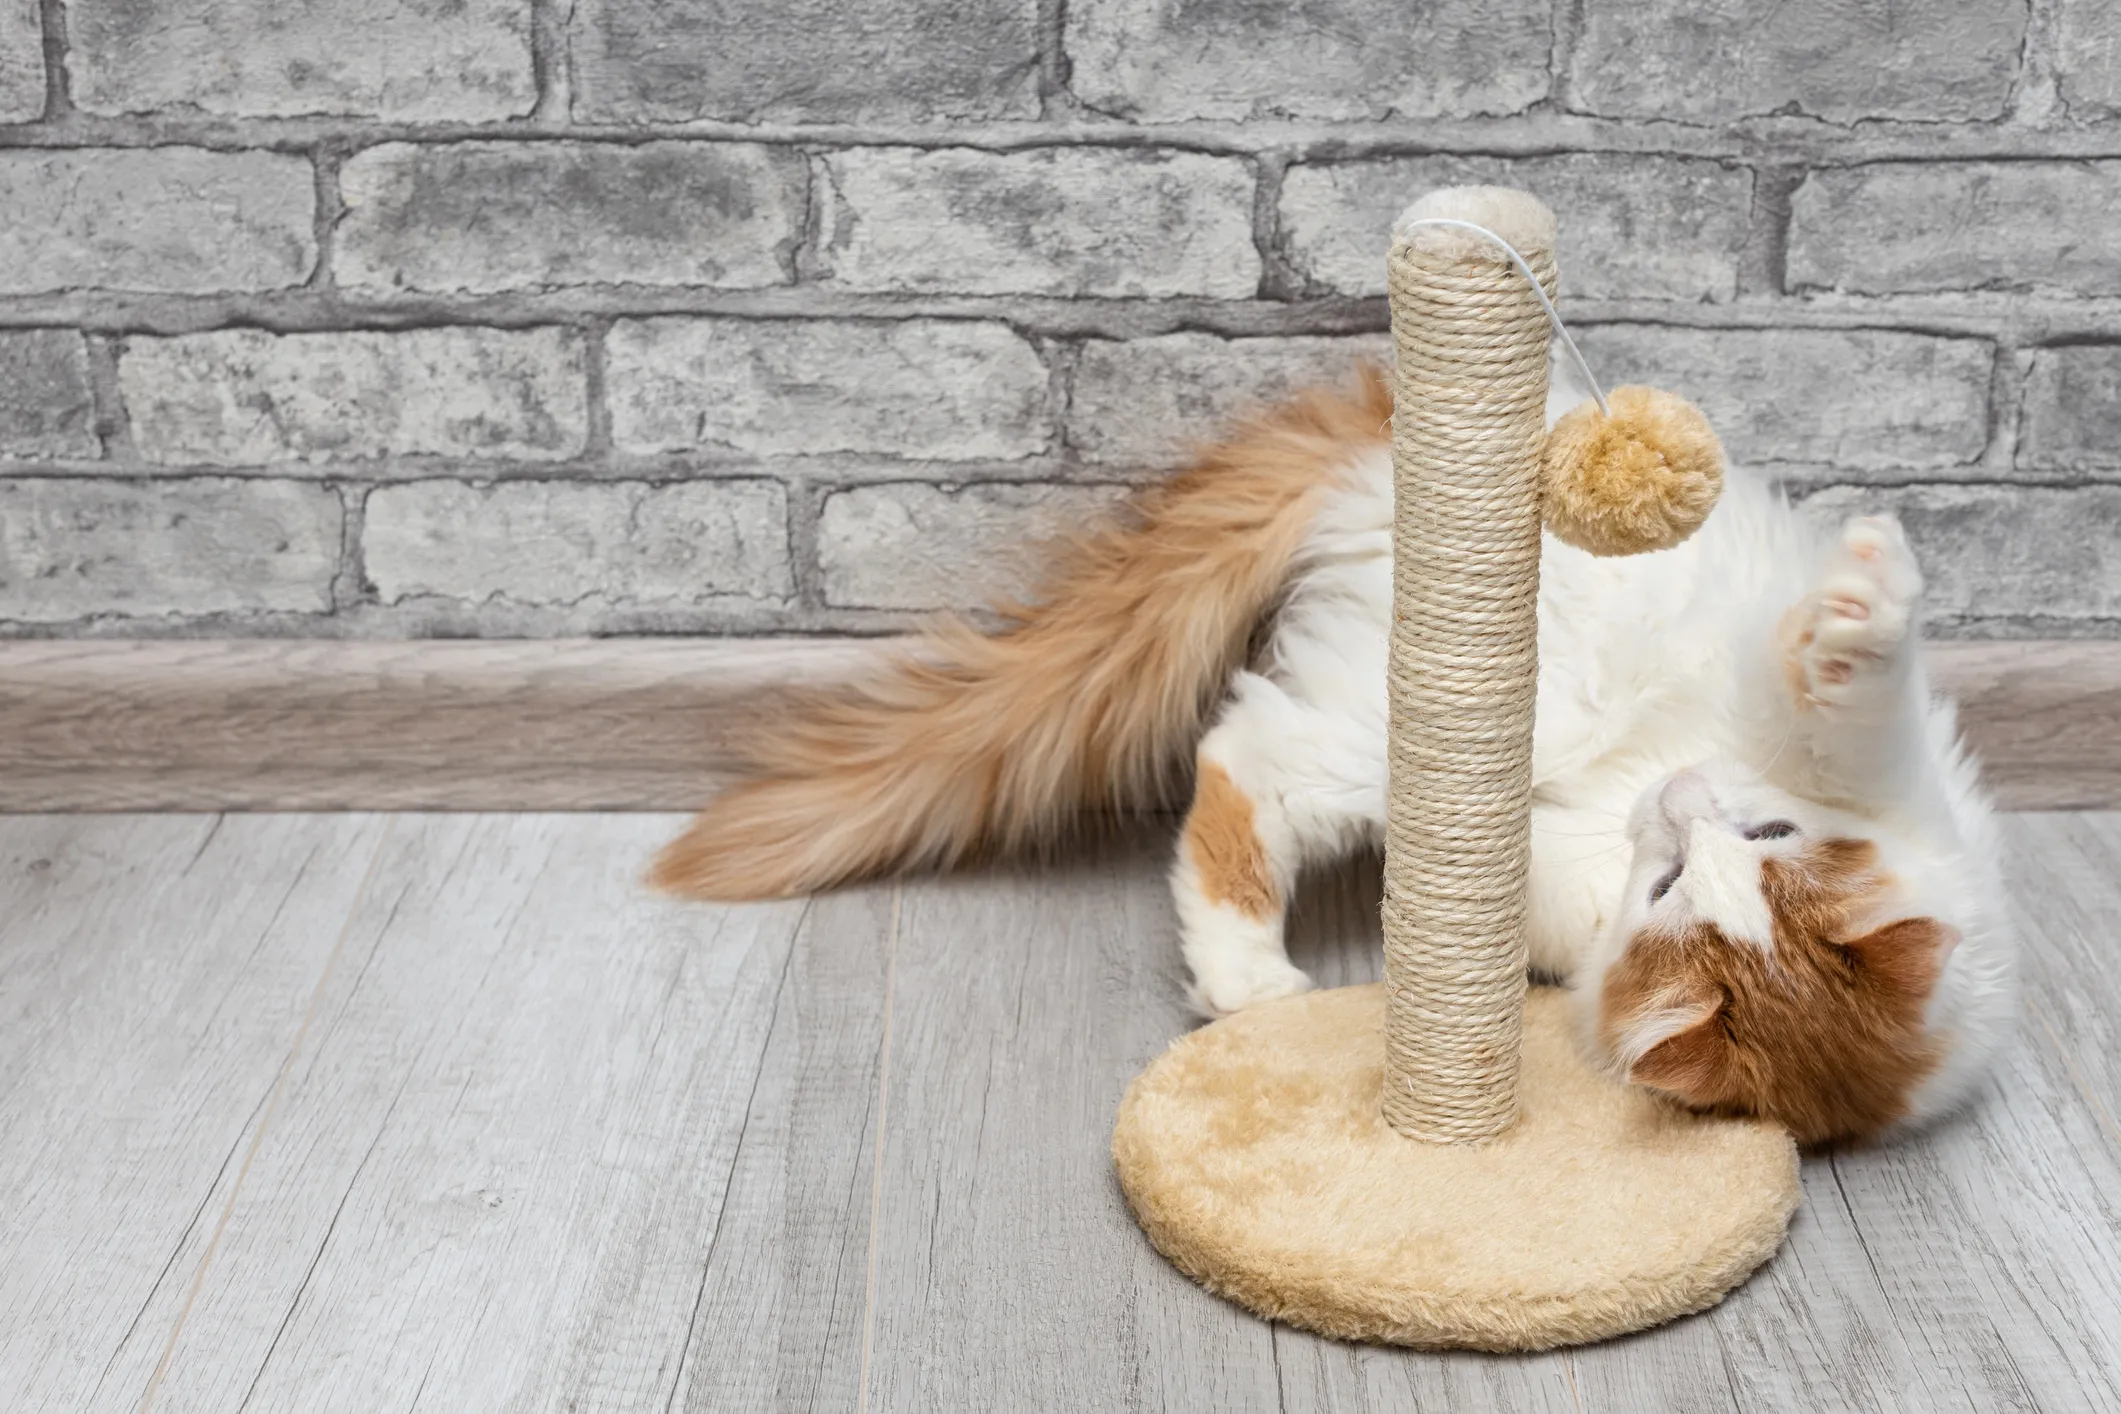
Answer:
[{"xmin": 1397, "ymin": 217, "xmax": 1610, "ymax": 416}]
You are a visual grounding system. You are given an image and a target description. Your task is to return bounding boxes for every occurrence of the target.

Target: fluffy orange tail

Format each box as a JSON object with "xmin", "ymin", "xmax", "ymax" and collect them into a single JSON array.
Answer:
[{"xmin": 649, "ymin": 367, "xmax": 1391, "ymax": 900}]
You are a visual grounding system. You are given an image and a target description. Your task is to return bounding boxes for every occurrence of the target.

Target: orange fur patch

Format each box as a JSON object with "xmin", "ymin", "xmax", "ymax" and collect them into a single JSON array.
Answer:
[
  {"xmin": 652, "ymin": 367, "xmax": 1392, "ymax": 900},
  {"xmin": 1600, "ymin": 838, "xmax": 1949, "ymax": 1146},
  {"xmin": 1184, "ymin": 762, "xmax": 1278, "ymax": 919},
  {"xmin": 1776, "ymin": 601, "xmax": 1818, "ymax": 709}
]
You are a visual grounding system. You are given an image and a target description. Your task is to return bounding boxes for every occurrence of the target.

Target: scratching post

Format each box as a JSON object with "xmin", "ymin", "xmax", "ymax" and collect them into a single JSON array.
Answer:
[
  {"xmin": 1112, "ymin": 186, "xmax": 1800, "ymax": 1351},
  {"xmin": 1380, "ymin": 194, "xmax": 1552, "ymax": 1144}
]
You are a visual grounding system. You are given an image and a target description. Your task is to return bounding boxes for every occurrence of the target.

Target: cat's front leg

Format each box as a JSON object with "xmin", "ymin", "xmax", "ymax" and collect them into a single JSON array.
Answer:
[
  {"xmin": 1788, "ymin": 514, "xmax": 1922, "ymax": 707},
  {"xmin": 1771, "ymin": 513, "xmax": 1929, "ymax": 805}
]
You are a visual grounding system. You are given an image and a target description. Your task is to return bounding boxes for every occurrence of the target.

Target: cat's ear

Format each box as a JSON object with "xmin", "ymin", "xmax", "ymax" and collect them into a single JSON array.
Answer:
[
  {"xmin": 1842, "ymin": 916, "xmax": 1957, "ymax": 1003},
  {"xmin": 1625, "ymin": 998, "xmax": 1732, "ymax": 1103}
]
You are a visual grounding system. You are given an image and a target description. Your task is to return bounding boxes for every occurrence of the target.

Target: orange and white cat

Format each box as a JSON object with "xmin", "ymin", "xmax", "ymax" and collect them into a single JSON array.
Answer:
[{"xmin": 654, "ymin": 367, "xmax": 2016, "ymax": 1146}]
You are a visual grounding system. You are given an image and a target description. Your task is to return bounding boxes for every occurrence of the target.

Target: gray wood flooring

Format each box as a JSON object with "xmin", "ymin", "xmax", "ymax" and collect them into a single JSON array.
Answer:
[{"xmin": 2, "ymin": 812, "xmax": 2116, "ymax": 1413}]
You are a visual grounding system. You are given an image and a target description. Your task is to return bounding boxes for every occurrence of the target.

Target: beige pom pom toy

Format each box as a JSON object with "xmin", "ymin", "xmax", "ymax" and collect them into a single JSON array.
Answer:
[
  {"xmin": 1351, "ymin": 207, "xmax": 1727, "ymax": 560},
  {"xmin": 1542, "ymin": 383, "xmax": 1724, "ymax": 556}
]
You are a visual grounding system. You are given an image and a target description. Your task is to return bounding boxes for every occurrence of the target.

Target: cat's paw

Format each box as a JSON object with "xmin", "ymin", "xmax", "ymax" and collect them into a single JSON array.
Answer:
[
  {"xmin": 1186, "ymin": 948, "xmax": 1312, "ymax": 1019},
  {"xmin": 1789, "ymin": 515, "xmax": 1923, "ymax": 708}
]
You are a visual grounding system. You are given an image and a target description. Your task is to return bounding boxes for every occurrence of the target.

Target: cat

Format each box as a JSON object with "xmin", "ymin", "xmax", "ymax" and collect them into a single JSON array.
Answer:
[{"xmin": 653, "ymin": 365, "xmax": 2017, "ymax": 1147}]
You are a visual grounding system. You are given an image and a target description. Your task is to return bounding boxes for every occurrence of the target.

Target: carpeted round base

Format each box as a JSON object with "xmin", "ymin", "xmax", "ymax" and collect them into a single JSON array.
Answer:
[{"xmin": 1113, "ymin": 985, "xmax": 1799, "ymax": 1351}]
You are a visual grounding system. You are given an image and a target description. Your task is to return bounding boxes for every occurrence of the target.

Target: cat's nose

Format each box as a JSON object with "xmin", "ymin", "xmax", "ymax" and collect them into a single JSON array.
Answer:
[{"xmin": 1659, "ymin": 769, "xmax": 1719, "ymax": 829}]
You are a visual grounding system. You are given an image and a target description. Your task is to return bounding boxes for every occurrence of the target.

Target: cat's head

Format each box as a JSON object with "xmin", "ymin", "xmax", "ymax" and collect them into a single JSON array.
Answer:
[{"xmin": 1583, "ymin": 761, "xmax": 1955, "ymax": 1146}]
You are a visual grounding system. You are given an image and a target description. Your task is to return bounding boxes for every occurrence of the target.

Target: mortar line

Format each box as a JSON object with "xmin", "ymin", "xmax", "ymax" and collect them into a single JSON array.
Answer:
[
  {"xmin": 35, "ymin": 0, "xmax": 71, "ymax": 119},
  {"xmin": 306, "ymin": 145, "xmax": 346, "ymax": 292},
  {"xmin": 529, "ymin": 0, "xmax": 574, "ymax": 123},
  {"xmin": 12, "ymin": 289, "xmax": 2121, "ymax": 343},
  {"xmin": 79, "ymin": 332, "xmax": 133, "ymax": 461},
  {"xmin": 6, "ymin": 113, "xmax": 2121, "ymax": 162}
]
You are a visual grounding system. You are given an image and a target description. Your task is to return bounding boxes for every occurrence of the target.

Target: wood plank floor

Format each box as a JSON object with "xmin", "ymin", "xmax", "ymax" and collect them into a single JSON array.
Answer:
[{"xmin": 2, "ymin": 813, "xmax": 2116, "ymax": 1413}]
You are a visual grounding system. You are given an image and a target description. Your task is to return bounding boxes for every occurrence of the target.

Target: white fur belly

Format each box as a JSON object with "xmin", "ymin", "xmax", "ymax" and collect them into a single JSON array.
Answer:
[
  {"xmin": 1261, "ymin": 518, "xmax": 1650, "ymax": 982},
  {"xmin": 1256, "ymin": 449, "xmax": 1763, "ymax": 982}
]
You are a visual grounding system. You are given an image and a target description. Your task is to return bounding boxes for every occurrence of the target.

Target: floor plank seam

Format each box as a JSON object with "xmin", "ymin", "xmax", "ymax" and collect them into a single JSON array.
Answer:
[
  {"xmin": 2030, "ymin": 1000, "xmax": 2121, "ymax": 1157},
  {"xmin": 669, "ymin": 905, "xmax": 807, "ymax": 1414},
  {"xmin": 179, "ymin": 817, "xmax": 225, "ymax": 876},
  {"xmin": 86, "ymin": 1076, "xmax": 273, "ymax": 1410},
  {"xmin": 1711, "ymin": 1322, "xmax": 1747, "ymax": 1414},
  {"xmin": 1984, "ymin": 1313, "xmax": 2046, "ymax": 1414},
  {"xmin": 131, "ymin": 815, "xmax": 399, "ymax": 1414},
  {"xmin": 855, "ymin": 884, "xmax": 903, "ymax": 1414},
  {"xmin": 234, "ymin": 1072, "xmax": 413, "ymax": 1414},
  {"xmin": 1826, "ymin": 1155, "xmax": 1902, "ymax": 1328}
]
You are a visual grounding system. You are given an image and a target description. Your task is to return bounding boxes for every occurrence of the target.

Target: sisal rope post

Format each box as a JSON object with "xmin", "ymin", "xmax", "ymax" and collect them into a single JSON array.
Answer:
[{"xmin": 1380, "ymin": 193, "xmax": 1556, "ymax": 1144}]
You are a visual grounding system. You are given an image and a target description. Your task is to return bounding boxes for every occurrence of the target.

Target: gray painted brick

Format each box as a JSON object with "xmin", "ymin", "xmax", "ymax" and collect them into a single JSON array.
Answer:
[
  {"xmin": 609, "ymin": 318, "xmax": 1050, "ymax": 460},
  {"xmin": 1572, "ymin": 327, "xmax": 1991, "ymax": 472},
  {"xmin": 0, "ymin": 478, "xmax": 339, "ymax": 622},
  {"xmin": 819, "ymin": 481, "xmax": 1128, "ymax": 611},
  {"xmin": 814, "ymin": 148, "xmax": 1259, "ymax": 299},
  {"xmin": 1066, "ymin": 0, "xmax": 1548, "ymax": 122},
  {"xmin": 0, "ymin": 149, "xmax": 314, "ymax": 295},
  {"xmin": 337, "ymin": 143, "xmax": 806, "ymax": 295},
  {"xmin": 1279, "ymin": 155, "xmax": 1753, "ymax": 302},
  {"xmin": 0, "ymin": 332, "xmax": 96, "ymax": 460},
  {"xmin": 124, "ymin": 329, "xmax": 588, "ymax": 468},
  {"xmin": 1789, "ymin": 163, "xmax": 2121, "ymax": 296},
  {"xmin": 364, "ymin": 479, "xmax": 791, "ymax": 610},
  {"xmin": 570, "ymin": 0, "xmax": 1038, "ymax": 123},
  {"xmin": 0, "ymin": 10, "xmax": 2106, "ymax": 644},
  {"xmin": 68, "ymin": 0, "xmax": 533, "ymax": 119},
  {"xmin": 2020, "ymin": 347, "xmax": 2121, "ymax": 475},
  {"xmin": 2059, "ymin": 0, "xmax": 2121, "ymax": 114},
  {"xmin": 1070, "ymin": 333, "xmax": 1388, "ymax": 466},
  {"xmin": 0, "ymin": 0, "xmax": 40, "ymax": 123},
  {"xmin": 1802, "ymin": 485, "xmax": 2121, "ymax": 626},
  {"xmin": 1571, "ymin": 0, "xmax": 2024, "ymax": 122}
]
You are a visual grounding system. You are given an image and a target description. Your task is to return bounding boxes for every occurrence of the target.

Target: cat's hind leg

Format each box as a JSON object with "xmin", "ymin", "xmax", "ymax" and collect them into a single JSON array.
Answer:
[
  {"xmin": 1173, "ymin": 673, "xmax": 1383, "ymax": 1017},
  {"xmin": 1172, "ymin": 750, "xmax": 1306, "ymax": 1017}
]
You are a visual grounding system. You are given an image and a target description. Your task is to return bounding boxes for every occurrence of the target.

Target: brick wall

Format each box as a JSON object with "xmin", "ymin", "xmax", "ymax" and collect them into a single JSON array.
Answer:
[{"xmin": 0, "ymin": 0, "xmax": 2116, "ymax": 638}]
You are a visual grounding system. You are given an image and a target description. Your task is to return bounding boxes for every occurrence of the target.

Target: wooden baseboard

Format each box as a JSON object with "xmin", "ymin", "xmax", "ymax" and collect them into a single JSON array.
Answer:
[
  {"xmin": 1917, "ymin": 641, "xmax": 2121, "ymax": 810},
  {"xmin": 0, "ymin": 638, "xmax": 880, "ymax": 811},
  {"xmin": 0, "ymin": 638, "xmax": 2114, "ymax": 812}
]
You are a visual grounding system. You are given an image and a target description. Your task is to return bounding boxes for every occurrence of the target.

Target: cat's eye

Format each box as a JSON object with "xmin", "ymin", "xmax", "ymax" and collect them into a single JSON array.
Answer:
[
  {"xmin": 1649, "ymin": 864, "xmax": 1682, "ymax": 904},
  {"xmin": 1744, "ymin": 820, "xmax": 1799, "ymax": 841}
]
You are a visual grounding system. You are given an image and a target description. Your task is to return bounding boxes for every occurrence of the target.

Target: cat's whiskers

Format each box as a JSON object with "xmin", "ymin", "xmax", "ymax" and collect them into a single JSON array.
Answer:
[{"xmin": 1755, "ymin": 709, "xmax": 1802, "ymax": 782}]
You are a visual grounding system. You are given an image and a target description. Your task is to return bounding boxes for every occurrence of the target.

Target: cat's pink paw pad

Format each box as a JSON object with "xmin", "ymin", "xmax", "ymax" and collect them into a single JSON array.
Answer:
[
  {"xmin": 1834, "ymin": 517, "xmax": 1921, "ymax": 596},
  {"xmin": 1822, "ymin": 595, "xmax": 1870, "ymax": 622},
  {"xmin": 1840, "ymin": 514, "xmax": 1901, "ymax": 559},
  {"xmin": 1794, "ymin": 516, "xmax": 1922, "ymax": 704}
]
